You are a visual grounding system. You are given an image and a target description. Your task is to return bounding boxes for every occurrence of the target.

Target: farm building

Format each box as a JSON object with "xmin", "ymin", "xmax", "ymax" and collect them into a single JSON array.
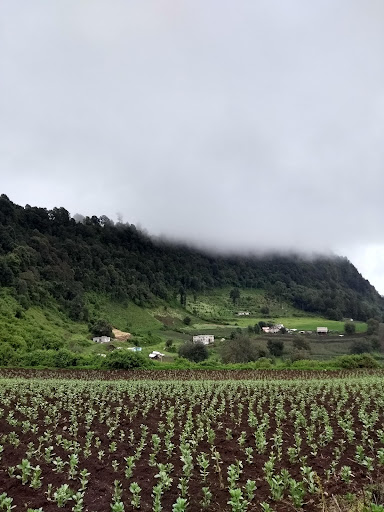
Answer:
[
  {"xmin": 192, "ymin": 335, "xmax": 214, "ymax": 345},
  {"xmin": 149, "ymin": 351, "xmax": 164, "ymax": 360},
  {"xmin": 317, "ymin": 327, "xmax": 329, "ymax": 335},
  {"xmin": 237, "ymin": 311, "xmax": 250, "ymax": 316},
  {"xmin": 93, "ymin": 336, "xmax": 111, "ymax": 343}
]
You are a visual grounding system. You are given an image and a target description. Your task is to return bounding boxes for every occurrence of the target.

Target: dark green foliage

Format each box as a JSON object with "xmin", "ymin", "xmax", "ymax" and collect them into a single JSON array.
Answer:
[
  {"xmin": 229, "ymin": 288, "xmax": 240, "ymax": 305},
  {"xmin": 325, "ymin": 308, "xmax": 342, "ymax": 321},
  {"xmin": 183, "ymin": 316, "xmax": 191, "ymax": 326},
  {"xmin": 89, "ymin": 319, "xmax": 113, "ymax": 338},
  {"xmin": 53, "ymin": 349, "xmax": 77, "ymax": 368},
  {"xmin": 344, "ymin": 322, "xmax": 356, "ymax": 335},
  {"xmin": 337, "ymin": 353, "xmax": 379, "ymax": 369},
  {"xmin": 292, "ymin": 338, "xmax": 311, "ymax": 352},
  {"xmin": 267, "ymin": 339, "xmax": 284, "ymax": 357},
  {"xmin": 178, "ymin": 342, "xmax": 209, "ymax": 363},
  {"xmin": 0, "ymin": 195, "xmax": 382, "ymax": 323},
  {"xmin": 371, "ymin": 336, "xmax": 381, "ymax": 351},
  {"xmin": 254, "ymin": 324, "xmax": 261, "ymax": 334},
  {"xmin": 367, "ymin": 318, "xmax": 380, "ymax": 335},
  {"xmin": 220, "ymin": 336, "xmax": 259, "ymax": 364},
  {"xmin": 260, "ymin": 305, "xmax": 270, "ymax": 315},
  {"xmin": 101, "ymin": 350, "xmax": 151, "ymax": 369},
  {"xmin": 350, "ymin": 339, "xmax": 373, "ymax": 354},
  {"xmin": 0, "ymin": 344, "xmax": 17, "ymax": 366},
  {"xmin": 289, "ymin": 349, "xmax": 311, "ymax": 362}
]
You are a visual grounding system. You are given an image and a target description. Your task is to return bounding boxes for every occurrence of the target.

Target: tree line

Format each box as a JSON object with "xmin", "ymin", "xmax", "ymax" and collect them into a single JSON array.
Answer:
[{"xmin": 0, "ymin": 194, "xmax": 383, "ymax": 322}]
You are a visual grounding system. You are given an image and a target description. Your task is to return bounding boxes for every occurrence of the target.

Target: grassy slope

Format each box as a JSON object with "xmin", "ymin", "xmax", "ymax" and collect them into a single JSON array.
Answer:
[
  {"xmin": 0, "ymin": 287, "xmax": 370, "ymax": 362},
  {"xmin": 0, "ymin": 289, "xmax": 91, "ymax": 351}
]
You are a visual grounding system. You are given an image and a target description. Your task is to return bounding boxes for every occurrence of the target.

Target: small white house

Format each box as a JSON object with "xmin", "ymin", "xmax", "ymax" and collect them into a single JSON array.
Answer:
[
  {"xmin": 317, "ymin": 327, "xmax": 329, "ymax": 335},
  {"xmin": 149, "ymin": 351, "xmax": 164, "ymax": 360},
  {"xmin": 237, "ymin": 311, "xmax": 250, "ymax": 316},
  {"xmin": 262, "ymin": 327, "xmax": 270, "ymax": 333},
  {"xmin": 192, "ymin": 335, "xmax": 214, "ymax": 345},
  {"xmin": 93, "ymin": 336, "xmax": 111, "ymax": 343}
]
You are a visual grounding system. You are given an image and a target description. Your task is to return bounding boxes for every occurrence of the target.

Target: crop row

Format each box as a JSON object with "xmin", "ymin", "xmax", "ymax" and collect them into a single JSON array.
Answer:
[{"xmin": 0, "ymin": 376, "xmax": 384, "ymax": 511}]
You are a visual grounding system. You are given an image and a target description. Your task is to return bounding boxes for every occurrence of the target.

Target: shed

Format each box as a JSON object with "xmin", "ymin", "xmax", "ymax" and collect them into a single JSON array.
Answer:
[
  {"xmin": 317, "ymin": 327, "xmax": 328, "ymax": 335},
  {"xmin": 93, "ymin": 336, "xmax": 111, "ymax": 343},
  {"xmin": 192, "ymin": 335, "xmax": 214, "ymax": 345}
]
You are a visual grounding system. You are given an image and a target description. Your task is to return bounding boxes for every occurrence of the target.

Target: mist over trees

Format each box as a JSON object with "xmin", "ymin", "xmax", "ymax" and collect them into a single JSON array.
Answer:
[{"xmin": 0, "ymin": 195, "xmax": 383, "ymax": 322}]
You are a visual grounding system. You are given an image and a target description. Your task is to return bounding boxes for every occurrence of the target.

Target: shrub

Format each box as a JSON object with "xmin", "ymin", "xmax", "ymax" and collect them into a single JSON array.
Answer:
[
  {"xmin": 289, "ymin": 349, "xmax": 311, "ymax": 363},
  {"xmin": 367, "ymin": 318, "xmax": 380, "ymax": 335},
  {"xmin": 178, "ymin": 342, "xmax": 209, "ymax": 363},
  {"xmin": 183, "ymin": 316, "xmax": 191, "ymax": 326},
  {"xmin": 102, "ymin": 350, "xmax": 152, "ymax": 370},
  {"xmin": 350, "ymin": 340, "xmax": 372, "ymax": 355},
  {"xmin": 292, "ymin": 338, "xmax": 311, "ymax": 352},
  {"xmin": 260, "ymin": 306, "xmax": 270, "ymax": 315},
  {"xmin": 89, "ymin": 318, "xmax": 113, "ymax": 338},
  {"xmin": 337, "ymin": 354, "xmax": 379, "ymax": 369},
  {"xmin": 220, "ymin": 336, "xmax": 259, "ymax": 364},
  {"xmin": 0, "ymin": 343, "xmax": 17, "ymax": 367},
  {"xmin": 344, "ymin": 322, "xmax": 356, "ymax": 335},
  {"xmin": 21, "ymin": 350, "xmax": 56, "ymax": 368},
  {"xmin": 267, "ymin": 339, "xmax": 284, "ymax": 357},
  {"xmin": 53, "ymin": 349, "xmax": 77, "ymax": 368}
]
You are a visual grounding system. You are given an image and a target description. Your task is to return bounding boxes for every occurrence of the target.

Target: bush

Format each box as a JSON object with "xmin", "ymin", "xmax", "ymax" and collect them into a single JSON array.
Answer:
[
  {"xmin": 183, "ymin": 316, "xmax": 191, "ymax": 326},
  {"xmin": 344, "ymin": 322, "xmax": 356, "ymax": 335},
  {"xmin": 89, "ymin": 318, "xmax": 113, "ymax": 338},
  {"xmin": 367, "ymin": 318, "xmax": 380, "ymax": 335},
  {"xmin": 0, "ymin": 343, "xmax": 17, "ymax": 367},
  {"xmin": 350, "ymin": 339, "xmax": 372, "ymax": 355},
  {"xmin": 21, "ymin": 350, "xmax": 56, "ymax": 368},
  {"xmin": 53, "ymin": 349, "xmax": 77, "ymax": 368},
  {"xmin": 267, "ymin": 339, "xmax": 284, "ymax": 357},
  {"xmin": 165, "ymin": 339, "xmax": 174, "ymax": 349},
  {"xmin": 337, "ymin": 353, "xmax": 379, "ymax": 369},
  {"xmin": 102, "ymin": 350, "xmax": 152, "ymax": 370},
  {"xmin": 260, "ymin": 306, "xmax": 270, "ymax": 315},
  {"xmin": 178, "ymin": 342, "xmax": 209, "ymax": 363},
  {"xmin": 289, "ymin": 349, "xmax": 311, "ymax": 363},
  {"xmin": 220, "ymin": 336, "xmax": 259, "ymax": 364},
  {"xmin": 292, "ymin": 338, "xmax": 311, "ymax": 352}
]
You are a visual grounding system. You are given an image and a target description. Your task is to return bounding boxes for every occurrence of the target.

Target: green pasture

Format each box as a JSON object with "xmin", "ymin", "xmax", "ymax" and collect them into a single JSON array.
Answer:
[
  {"xmin": 191, "ymin": 315, "xmax": 367, "ymax": 333},
  {"xmin": 185, "ymin": 287, "xmax": 298, "ymax": 320}
]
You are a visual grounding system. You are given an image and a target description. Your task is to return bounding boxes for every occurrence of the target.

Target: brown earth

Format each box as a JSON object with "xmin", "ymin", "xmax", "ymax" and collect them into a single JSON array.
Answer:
[
  {"xmin": 0, "ymin": 373, "xmax": 383, "ymax": 511},
  {"xmin": 112, "ymin": 328, "xmax": 131, "ymax": 341}
]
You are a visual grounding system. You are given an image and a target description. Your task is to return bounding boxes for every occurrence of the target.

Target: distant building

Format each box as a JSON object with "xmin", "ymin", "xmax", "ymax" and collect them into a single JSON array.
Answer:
[
  {"xmin": 93, "ymin": 336, "xmax": 111, "ymax": 343},
  {"xmin": 317, "ymin": 327, "xmax": 329, "ymax": 335},
  {"xmin": 192, "ymin": 335, "xmax": 214, "ymax": 345},
  {"xmin": 237, "ymin": 311, "xmax": 250, "ymax": 316},
  {"xmin": 127, "ymin": 347, "xmax": 142, "ymax": 352},
  {"xmin": 149, "ymin": 351, "xmax": 164, "ymax": 360},
  {"xmin": 262, "ymin": 327, "xmax": 270, "ymax": 333}
]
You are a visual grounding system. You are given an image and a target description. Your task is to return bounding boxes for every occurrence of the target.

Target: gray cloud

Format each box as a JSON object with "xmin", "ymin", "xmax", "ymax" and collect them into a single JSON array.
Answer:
[{"xmin": 1, "ymin": 1, "xmax": 384, "ymax": 290}]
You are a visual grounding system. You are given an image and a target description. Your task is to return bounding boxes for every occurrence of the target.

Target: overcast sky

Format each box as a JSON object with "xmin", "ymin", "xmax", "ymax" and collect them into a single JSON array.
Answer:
[{"xmin": 1, "ymin": 1, "xmax": 384, "ymax": 292}]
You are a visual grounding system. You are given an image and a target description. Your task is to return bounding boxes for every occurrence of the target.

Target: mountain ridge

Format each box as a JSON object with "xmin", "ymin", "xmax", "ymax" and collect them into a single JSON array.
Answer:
[{"xmin": 0, "ymin": 194, "xmax": 383, "ymax": 324}]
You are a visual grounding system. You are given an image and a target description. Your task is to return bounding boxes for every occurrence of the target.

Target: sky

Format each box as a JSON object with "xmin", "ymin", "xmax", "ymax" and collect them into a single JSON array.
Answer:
[{"xmin": 1, "ymin": 1, "xmax": 384, "ymax": 293}]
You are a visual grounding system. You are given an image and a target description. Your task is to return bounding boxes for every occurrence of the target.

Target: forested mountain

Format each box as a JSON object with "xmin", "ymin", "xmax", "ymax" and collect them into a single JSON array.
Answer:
[{"xmin": 0, "ymin": 194, "xmax": 383, "ymax": 322}]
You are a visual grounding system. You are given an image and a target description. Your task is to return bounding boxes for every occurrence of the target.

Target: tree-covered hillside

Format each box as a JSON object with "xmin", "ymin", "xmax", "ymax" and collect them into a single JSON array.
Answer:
[{"xmin": 0, "ymin": 194, "xmax": 383, "ymax": 322}]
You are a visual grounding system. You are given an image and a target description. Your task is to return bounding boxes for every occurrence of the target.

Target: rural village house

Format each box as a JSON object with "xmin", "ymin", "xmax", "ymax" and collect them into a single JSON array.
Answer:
[
  {"xmin": 93, "ymin": 336, "xmax": 111, "ymax": 343},
  {"xmin": 192, "ymin": 335, "xmax": 214, "ymax": 345}
]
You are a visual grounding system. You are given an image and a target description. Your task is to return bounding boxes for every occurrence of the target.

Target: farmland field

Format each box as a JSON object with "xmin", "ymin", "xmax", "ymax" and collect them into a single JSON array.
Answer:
[{"xmin": 1, "ymin": 370, "xmax": 384, "ymax": 511}]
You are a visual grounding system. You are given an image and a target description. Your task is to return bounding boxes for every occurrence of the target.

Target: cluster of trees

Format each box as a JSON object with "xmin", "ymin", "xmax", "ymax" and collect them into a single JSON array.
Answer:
[{"xmin": 0, "ymin": 195, "xmax": 383, "ymax": 322}]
